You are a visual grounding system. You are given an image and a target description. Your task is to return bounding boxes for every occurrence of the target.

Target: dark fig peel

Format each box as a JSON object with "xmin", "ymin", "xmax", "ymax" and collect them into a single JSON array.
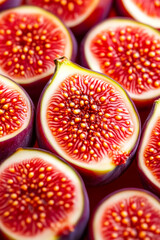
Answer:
[
  {"xmin": 89, "ymin": 188, "xmax": 160, "ymax": 240},
  {"xmin": 0, "ymin": 0, "xmax": 22, "ymax": 11},
  {"xmin": 137, "ymin": 98, "xmax": 160, "ymax": 197},
  {"xmin": 0, "ymin": 6, "xmax": 77, "ymax": 101},
  {"xmin": 0, "ymin": 75, "xmax": 34, "ymax": 162},
  {"xmin": 36, "ymin": 57, "xmax": 140, "ymax": 185},
  {"xmin": 0, "ymin": 148, "xmax": 89, "ymax": 240},
  {"xmin": 81, "ymin": 18, "xmax": 160, "ymax": 108}
]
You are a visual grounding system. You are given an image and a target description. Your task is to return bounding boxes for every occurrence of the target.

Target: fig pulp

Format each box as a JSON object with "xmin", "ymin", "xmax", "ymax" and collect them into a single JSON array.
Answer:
[
  {"xmin": 89, "ymin": 188, "xmax": 160, "ymax": 240},
  {"xmin": 0, "ymin": 148, "xmax": 89, "ymax": 240},
  {"xmin": 0, "ymin": 6, "xmax": 77, "ymax": 101},
  {"xmin": 137, "ymin": 98, "xmax": 160, "ymax": 197},
  {"xmin": 81, "ymin": 18, "xmax": 160, "ymax": 107},
  {"xmin": 26, "ymin": 0, "xmax": 113, "ymax": 36},
  {"xmin": 116, "ymin": 0, "xmax": 160, "ymax": 29},
  {"xmin": 0, "ymin": 75, "xmax": 34, "ymax": 162},
  {"xmin": 36, "ymin": 57, "xmax": 140, "ymax": 185}
]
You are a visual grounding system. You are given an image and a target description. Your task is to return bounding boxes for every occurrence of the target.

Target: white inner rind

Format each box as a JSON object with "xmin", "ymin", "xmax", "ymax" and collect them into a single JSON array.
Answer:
[
  {"xmin": 138, "ymin": 99, "xmax": 160, "ymax": 188},
  {"xmin": 0, "ymin": 148, "xmax": 85, "ymax": 240},
  {"xmin": 0, "ymin": 75, "xmax": 31, "ymax": 142},
  {"xmin": 40, "ymin": 60, "xmax": 140, "ymax": 173},
  {"xmin": 92, "ymin": 189, "xmax": 160, "ymax": 240},
  {"xmin": 0, "ymin": 6, "xmax": 73, "ymax": 84},
  {"xmin": 84, "ymin": 18, "xmax": 160, "ymax": 101},
  {"xmin": 122, "ymin": 0, "xmax": 160, "ymax": 28}
]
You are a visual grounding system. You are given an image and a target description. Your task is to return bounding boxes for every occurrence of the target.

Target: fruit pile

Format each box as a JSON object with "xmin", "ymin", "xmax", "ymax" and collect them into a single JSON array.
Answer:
[{"xmin": 0, "ymin": 0, "xmax": 160, "ymax": 239}]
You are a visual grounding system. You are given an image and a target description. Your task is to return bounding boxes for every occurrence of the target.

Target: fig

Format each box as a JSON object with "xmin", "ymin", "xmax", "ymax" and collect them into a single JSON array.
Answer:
[
  {"xmin": 116, "ymin": 0, "xmax": 160, "ymax": 29},
  {"xmin": 0, "ymin": 74, "xmax": 34, "ymax": 162},
  {"xmin": 0, "ymin": 0, "xmax": 22, "ymax": 11},
  {"xmin": 137, "ymin": 98, "xmax": 160, "ymax": 197},
  {"xmin": 0, "ymin": 148, "xmax": 89, "ymax": 240},
  {"xmin": 36, "ymin": 57, "xmax": 140, "ymax": 185},
  {"xmin": 0, "ymin": 6, "xmax": 77, "ymax": 101},
  {"xmin": 89, "ymin": 188, "xmax": 160, "ymax": 240},
  {"xmin": 80, "ymin": 18, "xmax": 160, "ymax": 107},
  {"xmin": 26, "ymin": 0, "xmax": 113, "ymax": 36}
]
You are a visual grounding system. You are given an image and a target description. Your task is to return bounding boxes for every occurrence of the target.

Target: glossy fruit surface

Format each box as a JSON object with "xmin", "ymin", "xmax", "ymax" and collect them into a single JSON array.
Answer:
[
  {"xmin": 26, "ymin": 0, "xmax": 113, "ymax": 36},
  {"xmin": 89, "ymin": 188, "xmax": 160, "ymax": 240},
  {"xmin": 116, "ymin": 0, "xmax": 160, "ymax": 29},
  {"xmin": 0, "ymin": 74, "xmax": 34, "ymax": 162},
  {"xmin": 0, "ymin": 148, "xmax": 89, "ymax": 240},
  {"xmin": 0, "ymin": 5, "xmax": 77, "ymax": 100},
  {"xmin": 137, "ymin": 98, "xmax": 160, "ymax": 197},
  {"xmin": 36, "ymin": 57, "xmax": 140, "ymax": 185},
  {"xmin": 81, "ymin": 18, "xmax": 160, "ymax": 107}
]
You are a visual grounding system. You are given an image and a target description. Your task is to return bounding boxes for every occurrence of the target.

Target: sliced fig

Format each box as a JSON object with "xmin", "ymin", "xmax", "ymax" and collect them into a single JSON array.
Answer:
[
  {"xmin": 0, "ymin": 0, "xmax": 22, "ymax": 11},
  {"xmin": 137, "ymin": 98, "xmax": 160, "ymax": 197},
  {"xmin": 36, "ymin": 57, "xmax": 140, "ymax": 185},
  {"xmin": 0, "ymin": 148, "xmax": 89, "ymax": 240},
  {"xmin": 116, "ymin": 0, "xmax": 160, "ymax": 29},
  {"xmin": 89, "ymin": 188, "xmax": 160, "ymax": 240},
  {"xmin": 26, "ymin": 0, "xmax": 113, "ymax": 36},
  {"xmin": 0, "ymin": 6, "xmax": 77, "ymax": 101},
  {"xmin": 81, "ymin": 18, "xmax": 160, "ymax": 107},
  {"xmin": 0, "ymin": 74, "xmax": 34, "ymax": 162}
]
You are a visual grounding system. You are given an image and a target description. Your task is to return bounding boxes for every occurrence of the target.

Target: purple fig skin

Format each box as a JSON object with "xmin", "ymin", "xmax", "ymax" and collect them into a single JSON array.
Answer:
[
  {"xmin": 0, "ymin": 0, "xmax": 22, "ymax": 11},
  {"xmin": 89, "ymin": 188, "xmax": 160, "ymax": 240},
  {"xmin": 0, "ymin": 76, "xmax": 35, "ymax": 162},
  {"xmin": 137, "ymin": 99, "xmax": 160, "ymax": 197},
  {"xmin": 0, "ymin": 147, "xmax": 90, "ymax": 240}
]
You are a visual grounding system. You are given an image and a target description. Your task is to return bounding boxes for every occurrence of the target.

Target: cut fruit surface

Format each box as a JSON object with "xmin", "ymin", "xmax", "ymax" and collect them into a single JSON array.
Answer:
[
  {"xmin": 0, "ymin": 148, "xmax": 89, "ymax": 240},
  {"xmin": 81, "ymin": 18, "xmax": 160, "ymax": 107},
  {"xmin": 89, "ymin": 188, "xmax": 160, "ymax": 240},
  {"xmin": 36, "ymin": 57, "xmax": 140, "ymax": 185}
]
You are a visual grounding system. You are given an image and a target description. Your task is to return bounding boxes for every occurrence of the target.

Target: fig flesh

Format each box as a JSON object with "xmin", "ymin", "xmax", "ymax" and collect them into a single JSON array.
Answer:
[
  {"xmin": 116, "ymin": 0, "xmax": 160, "ymax": 29},
  {"xmin": 81, "ymin": 18, "xmax": 160, "ymax": 107},
  {"xmin": 0, "ymin": 148, "xmax": 89, "ymax": 240},
  {"xmin": 26, "ymin": 0, "xmax": 113, "ymax": 36},
  {"xmin": 0, "ymin": 6, "xmax": 77, "ymax": 101},
  {"xmin": 137, "ymin": 98, "xmax": 160, "ymax": 197},
  {"xmin": 0, "ymin": 75, "xmax": 34, "ymax": 162},
  {"xmin": 89, "ymin": 188, "xmax": 160, "ymax": 240},
  {"xmin": 36, "ymin": 57, "xmax": 140, "ymax": 185}
]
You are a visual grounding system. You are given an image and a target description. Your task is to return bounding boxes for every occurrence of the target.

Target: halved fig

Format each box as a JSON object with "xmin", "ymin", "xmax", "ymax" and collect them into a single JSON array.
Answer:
[
  {"xmin": 89, "ymin": 188, "xmax": 160, "ymax": 240},
  {"xmin": 137, "ymin": 98, "xmax": 160, "ymax": 197},
  {"xmin": 81, "ymin": 18, "xmax": 160, "ymax": 107},
  {"xmin": 36, "ymin": 57, "xmax": 140, "ymax": 185},
  {"xmin": 0, "ymin": 148, "xmax": 89, "ymax": 240},
  {"xmin": 26, "ymin": 0, "xmax": 113, "ymax": 36},
  {"xmin": 116, "ymin": 0, "xmax": 160, "ymax": 29},
  {"xmin": 0, "ymin": 5, "xmax": 77, "ymax": 101},
  {"xmin": 0, "ymin": 74, "xmax": 34, "ymax": 162}
]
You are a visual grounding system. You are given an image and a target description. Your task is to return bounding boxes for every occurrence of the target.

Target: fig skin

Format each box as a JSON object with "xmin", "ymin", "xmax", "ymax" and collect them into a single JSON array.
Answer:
[
  {"xmin": 89, "ymin": 188, "xmax": 160, "ymax": 240},
  {"xmin": 0, "ymin": 75, "xmax": 35, "ymax": 162},
  {"xmin": 0, "ymin": 0, "xmax": 22, "ymax": 11},
  {"xmin": 36, "ymin": 57, "xmax": 141, "ymax": 186},
  {"xmin": 137, "ymin": 98, "xmax": 160, "ymax": 197},
  {"xmin": 0, "ymin": 147, "xmax": 90, "ymax": 240}
]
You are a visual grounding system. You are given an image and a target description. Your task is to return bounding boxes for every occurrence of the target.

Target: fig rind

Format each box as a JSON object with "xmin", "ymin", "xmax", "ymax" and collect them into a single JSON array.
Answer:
[
  {"xmin": 137, "ymin": 98, "xmax": 160, "ymax": 197},
  {"xmin": 0, "ymin": 75, "xmax": 34, "ymax": 162},
  {"xmin": 36, "ymin": 57, "xmax": 141, "ymax": 185},
  {"xmin": 0, "ymin": 148, "xmax": 89, "ymax": 240},
  {"xmin": 89, "ymin": 188, "xmax": 160, "ymax": 240},
  {"xmin": 0, "ymin": 0, "xmax": 22, "ymax": 11}
]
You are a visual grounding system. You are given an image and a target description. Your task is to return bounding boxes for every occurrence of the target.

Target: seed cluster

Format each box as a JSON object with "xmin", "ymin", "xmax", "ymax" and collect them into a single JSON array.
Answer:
[
  {"xmin": 30, "ymin": 0, "xmax": 89, "ymax": 22},
  {"xmin": 47, "ymin": 74, "xmax": 134, "ymax": 164},
  {"xmin": 91, "ymin": 26, "xmax": 160, "ymax": 95},
  {"xmin": 0, "ymin": 158, "xmax": 75, "ymax": 235},
  {"xmin": 133, "ymin": 0, "xmax": 160, "ymax": 17},
  {"xmin": 101, "ymin": 195, "xmax": 160, "ymax": 239},
  {"xmin": 0, "ymin": 83, "xmax": 28, "ymax": 137},
  {"xmin": 0, "ymin": 12, "xmax": 66, "ymax": 79},
  {"xmin": 144, "ymin": 119, "xmax": 160, "ymax": 183}
]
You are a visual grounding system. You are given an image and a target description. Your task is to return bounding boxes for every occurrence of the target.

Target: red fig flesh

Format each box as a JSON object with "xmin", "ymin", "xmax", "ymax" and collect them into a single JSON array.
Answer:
[
  {"xmin": 81, "ymin": 18, "xmax": 160, "ymax": 107},
  {"xmin": 36, "ymin": 57, "xmax": 140, "ymax": 185},
  {"xmin": 0, "ymin": 148, "xmax": 89, "ymax": 240},
  {"xmin": 89, "ymin": 188, "xmax": 160, "ymax": 240}
]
